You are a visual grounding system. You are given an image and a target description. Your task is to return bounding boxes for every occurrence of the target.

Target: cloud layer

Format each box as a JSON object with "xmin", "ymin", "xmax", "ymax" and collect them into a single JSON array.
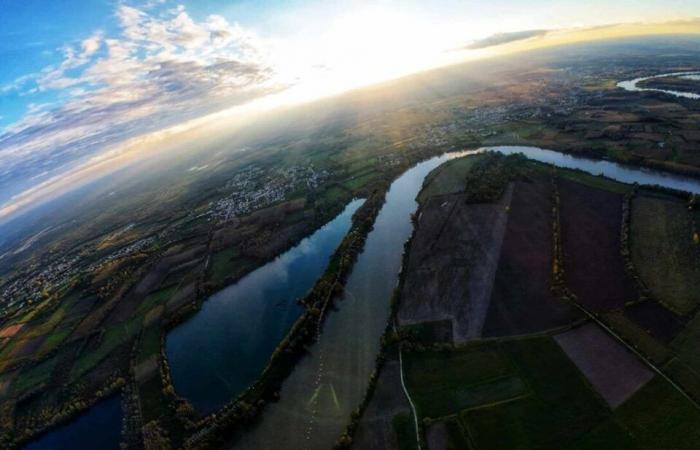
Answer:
[
  {"xmin": 466, "ymin": 29, "xmax": 550, "ymax": 50},
  {"xmin": 0, "ymin": 4, "xmax": 283, "ymax": 206}
]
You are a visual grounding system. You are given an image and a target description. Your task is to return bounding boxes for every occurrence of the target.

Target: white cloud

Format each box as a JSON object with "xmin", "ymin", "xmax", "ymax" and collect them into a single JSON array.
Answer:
[
  {"xmin": 81, "ymin": 32, "xmax": 103, "ymax": 58},
  {"xmin": 0, "ymin": 3, "xmax": 285, "ymax": 209}
]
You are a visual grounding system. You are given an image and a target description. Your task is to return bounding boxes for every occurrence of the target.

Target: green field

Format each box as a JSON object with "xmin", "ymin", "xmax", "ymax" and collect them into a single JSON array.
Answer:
[
  {"xmin": 342, "ymin": 170, "xmax": 380, "ymax": 191},
  {"xmin": 615, "ymin": 376, "xmax": 700, "ymax": 450},
  {"xmin": 551, "ymin": 166, "xmax": 632, "ymax": 195},
  {"xmin": 405, "ymin": 336, "xmax": 614, "ymax": 449},
  {"xmin": 631, "ymin": 194, "xmax": 700, "ymax": 315},
  {"xmin": 672, "ymin": 313, "xmax": 700, "ymax": 373},
  {"xmin": 602, "ymin": 311, "xmax": 671, "ymax": 365},
  {"xmin": 393, "ymin": 412, "xmax": 419, "ymax": 450},
  {"xmin": 418, "ymin": 155, "xmax": 481, "ymax": 201},
  {"xmin": 137, "ymin": 326, "xmax": 162, "ymax": 363},
  {"xmin": 207, "ymin": 247, "xmax": 240, "ymax": 285},
  {"xmin": 69, "ymin": 286, "xmax": 173, "ymax": 381},
  {"xmin": 11, "ymin": 355, "xmax": 58, "ymax": 393},
  {"xmin": 405, "ymin": 346, "xmax": 521, "ymax": 419},
  {"xmin": 317, "ymin": 185, "xmax": 352, "ymax": 209}
]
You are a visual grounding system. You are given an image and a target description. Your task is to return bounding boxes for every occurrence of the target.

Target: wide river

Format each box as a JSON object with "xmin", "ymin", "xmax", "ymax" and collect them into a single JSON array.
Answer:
[
  {"xmin": 166, "ymin": 198, "xmax": 364, "ymax": 414},
  {"xmin": 25, "ymin": 145, "xmax": 700, "ymax": 450},
  {"xmin": 21, "ymin": 395, "xmax": 121, "ymax": 450},
  {"xmin": 617, "ymin": 71, "xmax": 700, "ymax": 100},
  {"xmin": 232, "ymin": 150, "xmax": 474, "ymax": 450},
  {"xmin": 232, "ymin": 146, "xmax": 700, "ymax": 450}
]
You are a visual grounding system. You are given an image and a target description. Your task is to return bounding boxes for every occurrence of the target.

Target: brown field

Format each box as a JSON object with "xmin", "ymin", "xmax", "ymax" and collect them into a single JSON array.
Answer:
[
  {"xmin": 483, "ymin": 174, "xmax": 580, "ymax": 337},
  {"xmin": 558, "ymin": 178, "xmax": 638, "ymax": 312},
  {"xmin": 398, "ymin": 185, "xmax": 513, "ymax": 342},
  {"xmin": 603, "ymin": 311, "xmax": 671, "ymax": 366},
  {"xmin": 624, "ymin": 301, "xmax": 684, "ymax": 344},
  {"xmin": 0, "ymin": 324, "xmax": 23, "ymax": 338},
  {"xmin": 554, "ymin": 323, "xmax": 653, "ymax": 408}
]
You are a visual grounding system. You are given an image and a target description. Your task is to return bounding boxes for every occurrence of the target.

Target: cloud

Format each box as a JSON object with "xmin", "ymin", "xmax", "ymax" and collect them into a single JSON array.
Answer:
[
  {"xmin": 80, "ymin": 32, "xmax": 103, "ymax": 58},
  {"xmin": 465, "ymin": 29, "xmax": 550, "ymax": 50},
  {"xmin": 0, "ymin": 4, "xmax": 285, "ymax": 210}
]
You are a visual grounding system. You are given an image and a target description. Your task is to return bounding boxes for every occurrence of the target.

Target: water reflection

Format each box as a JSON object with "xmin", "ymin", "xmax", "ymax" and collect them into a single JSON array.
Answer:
[
  {"xmin": 617, "ymin": 71, "xmax": 700, "ymax": 100},
  {"xmin": 166, "ymin": 199, "xmax": 364, "ymax": 414}
]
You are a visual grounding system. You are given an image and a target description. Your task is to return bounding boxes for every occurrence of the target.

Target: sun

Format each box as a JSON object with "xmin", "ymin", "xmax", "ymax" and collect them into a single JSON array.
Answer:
[{"xmin": 270, "ymin": 6, "xmax": 477, "ymax": 104}]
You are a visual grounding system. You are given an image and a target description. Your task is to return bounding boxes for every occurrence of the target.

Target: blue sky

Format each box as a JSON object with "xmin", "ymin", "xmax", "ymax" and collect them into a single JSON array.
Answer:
[{"xmin": 0, "ymin": 0, "xmax": 698, "ymax": 221}]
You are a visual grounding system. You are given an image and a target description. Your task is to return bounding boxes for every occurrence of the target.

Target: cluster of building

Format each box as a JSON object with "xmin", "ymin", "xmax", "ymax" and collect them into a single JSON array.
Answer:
[
  {"xmin": 209, "ymin": 164, "xmax": 329, "ymax": 222},
  {"xmin": 0, "ymin": 255, "xmax": 81, "ymax": 314},
  {"xmin": 88, "ymin": 236, "xmax": 156, "ymax": 272}
]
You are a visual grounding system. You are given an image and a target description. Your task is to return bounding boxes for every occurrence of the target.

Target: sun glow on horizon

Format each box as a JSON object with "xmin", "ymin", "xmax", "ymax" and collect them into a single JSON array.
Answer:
[{"xmin": 1, "ymin": 6, "xmax": 699, "ymax": 223}]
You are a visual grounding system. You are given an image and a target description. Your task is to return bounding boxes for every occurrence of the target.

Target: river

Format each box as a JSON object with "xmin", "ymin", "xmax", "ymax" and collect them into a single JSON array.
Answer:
[
  {"xmin": 26, "ymin": 145, "xmax": 700, "ymax": 450},
  {"xmin": 617, "ymin": 71, "xmax": 700, "ymax": 99},
  {"xmin": 232, "ymin": 150, "xmax": 474, "ymax": 450},
  {"xmin": 166, "ymin": 198, "xmax": 364, "ymax": 414},
  {"xmin": 21, "ymin": 395, "xmax": 121, "ymax": 450},
  {"xmin": 231, "ymin": 145, "xmax": 700, "ymax": 449},
  {"xmin": 489, "ymin": 146, "xmax": 700, "ymax": 194}
]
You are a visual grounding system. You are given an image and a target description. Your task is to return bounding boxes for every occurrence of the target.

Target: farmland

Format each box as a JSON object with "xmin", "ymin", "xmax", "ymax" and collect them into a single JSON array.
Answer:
[
  {"xmin": 630, "ymin": 192, "xmax": 700, "ymax": 315},
  {"xmin": 483, "ymin": 171, "xmax": 580, "ymax": 336},
  {"xmin": 557, "ymin": 178, "xmax": 637, "ymax": 312},
  {"xmin": 353, "ymin": 152, "xmax": 700, "ymax": 450},
  {"xmin": 1, "ymin": 37, "xmax": 700, "ymax": 449}
]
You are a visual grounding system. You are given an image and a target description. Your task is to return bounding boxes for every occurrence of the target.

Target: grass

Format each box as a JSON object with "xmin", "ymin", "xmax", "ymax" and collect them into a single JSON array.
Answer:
[
  {"xmin": 70, "ymin": 314, "xmax": 143, "ymax": 381},
  {"xmin": 392, "ymin": 412, "xmax": 418, "ymax": 450},
  {"xmin": 347, "ymin": 156, "xmax": 379, "ymax": 174},
  {"xmin": 405, "ymin": 336, "xmax": 614, "ymax": 448},
  {"xmin": 21, "ymin": 303, "xmax": 68, "ymax": 339},
  {"xmin": 430, "ymin": 336, "xmax": 612, "ymax": 450},
  {"xmin": 12, "ymin": 355, "xmax": 58, "ymax": 393},
  {"xmin": 602, "ymin": 311, "xmax": 671, "ymax": 365},
  {"xmin": 630, "ymin": 194, "xmax": 700, "ymax": 315},
  {"xmin": 560, "ymin": 418, "xmax": 636, "ymax": 450},
  {"xmin": 663, "ymin": 358, "xmax": 700, "ymax": 402},
  {"xmin": 140, "ymin": 375, "xmax": 167, "ymax": 423},
  {"xmin": 672, "ymin": 312, "xmax": 700, "ymax": 374},
  {"xmin": 445, "ymin": 418, "xmax": 474, "ymax": 450},
  {"xmin": 615, "ymin": 376, "xmax": 700, "ymax": 450},
  {"xmin": 398, "ymin": 320, "xmax": 453, "ymax": 345},
  {"xmin": 36, "ymin": 327, "xmax": 71, "ymax": 355},
  {"xmin": 342, "ymin": 170, "xmax": 380, "ymax": 191},
  {"xmin": 316, "ymin": 185, "xmax": 352, "ymax": 209},
  {"xmin": 207, "ymin": 247, "xmax": 240, "ymax": 285},
  {"xmin": 419, "ymin": 155, "xmax": 481, "ymax": 201},
  {"xmin": 137, "ymin": 326, "xmax": 162, "ymax": 363},
  {"xmin": 418, "ymin": 375, "xmax": 527, "ymax": 419},
  {"xmin": 68, "ymin": 286, "xmax": 173, "ymax": 381},
  {"xmin": 405, "ymin": 346, "xmax": 513, "ymax": 394},
  {"xmin": 543, "ymin": 165, "xmax": 632, "ymax": 195},
  {"xmin": 138, "ymin": 286, "xmax": 177, "ymax": 315}
]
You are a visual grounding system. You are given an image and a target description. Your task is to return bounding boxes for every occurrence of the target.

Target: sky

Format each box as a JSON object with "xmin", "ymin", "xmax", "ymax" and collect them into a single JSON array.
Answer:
[{"xmin": 0, "ymin": 0, "xmax": 699, "ymax": 222}]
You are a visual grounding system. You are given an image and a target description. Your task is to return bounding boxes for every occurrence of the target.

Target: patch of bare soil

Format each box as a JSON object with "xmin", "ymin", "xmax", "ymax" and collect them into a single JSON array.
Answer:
[
  {"xmin": 554, "ymin": 322, "xmax": 653, "ymax": 408},
  {"xmin": 0, "ymin": 324, "xmax": 23, "ymax": 339},
  {"xmin": 398, "ymin": 185, "xmax": 513, "ymax": 342},
  {"xmin": 425, "ymin": 421, "xmax": 449, "ymax": 450},
  {"xmin": 483, "ymin": 174, "xmax": 580, "ymax": 337},
  {"xmin": 624, "ymin": 300, "xmax": 684, "ymax": 344},
  {"xmin": 558, "ymin": 178, "xmax": 638, "ymax": 312}
]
